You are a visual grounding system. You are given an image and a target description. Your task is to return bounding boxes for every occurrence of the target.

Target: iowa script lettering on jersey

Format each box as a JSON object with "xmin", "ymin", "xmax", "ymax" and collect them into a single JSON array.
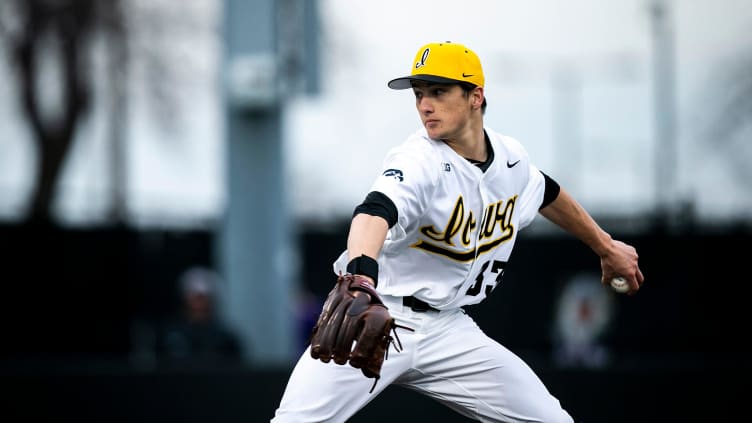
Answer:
[{"xmin": 411, "ymin": 194, "xmax": 517, "ymax": 262}]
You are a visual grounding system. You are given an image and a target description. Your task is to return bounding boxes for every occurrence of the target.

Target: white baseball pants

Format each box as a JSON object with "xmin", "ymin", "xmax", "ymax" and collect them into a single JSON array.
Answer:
[{"xmin": 272, "ymin": 295, "xmax": 574, "ymax": 423}]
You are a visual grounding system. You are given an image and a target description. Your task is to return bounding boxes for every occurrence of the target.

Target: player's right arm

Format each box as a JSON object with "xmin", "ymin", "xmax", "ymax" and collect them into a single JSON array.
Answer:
[
  {"xmin": 344, "ymin": 191, "xmax": 395, "ymax": 288},
  {"xmin": 347, "ymin": 213, "xmax": 389, "ymax": 271},
  {"xmin": 344, "ymin": 135, "xmax": 436, "ymax": 288}
]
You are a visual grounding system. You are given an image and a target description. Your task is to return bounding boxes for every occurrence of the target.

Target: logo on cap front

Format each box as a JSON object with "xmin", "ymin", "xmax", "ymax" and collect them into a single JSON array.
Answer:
[{"xmin": 415, "ymin": 48, "xmax": 429, "ymax": 69}]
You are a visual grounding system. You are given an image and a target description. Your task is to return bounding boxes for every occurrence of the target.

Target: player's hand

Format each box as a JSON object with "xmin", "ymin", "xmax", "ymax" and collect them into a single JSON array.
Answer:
[
  {"xmin": 599, "ymin": 240, "xmax": 644, "ymax": 295},
  {"xmin": 309, "ymin": 274, "xmax": 412, "ymax": 393},
  {"xmin": 353, "ymin": 274, "xmax": 376, "ymax": 288}
]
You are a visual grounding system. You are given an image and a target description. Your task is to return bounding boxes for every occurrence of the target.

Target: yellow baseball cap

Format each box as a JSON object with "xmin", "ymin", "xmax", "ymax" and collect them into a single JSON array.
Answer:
[{"xmin": 388, "ymin": 41, "xmax": 484, "ymax": 90}]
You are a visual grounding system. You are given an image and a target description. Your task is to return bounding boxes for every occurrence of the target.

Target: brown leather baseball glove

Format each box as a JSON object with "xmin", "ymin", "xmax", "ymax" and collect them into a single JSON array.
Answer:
[{"xmin": 309, "ymin": 273, "xmax": 410, "ymax": 392}]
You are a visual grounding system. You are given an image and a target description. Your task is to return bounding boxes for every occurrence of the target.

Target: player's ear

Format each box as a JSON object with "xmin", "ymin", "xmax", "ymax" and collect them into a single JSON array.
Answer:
[{"xmin": 471, "ymin": 87, "xmax": 484, "ymax": 110}]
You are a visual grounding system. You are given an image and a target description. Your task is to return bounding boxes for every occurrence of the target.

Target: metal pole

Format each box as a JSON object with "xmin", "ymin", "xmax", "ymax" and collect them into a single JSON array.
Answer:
[
  {"xmin": 650, "ymin": 0, "xmax": 678, "ymax": 223},
  {"xmin": 218, "ymin": 0, "xmax": 296, "ymax": 366}
]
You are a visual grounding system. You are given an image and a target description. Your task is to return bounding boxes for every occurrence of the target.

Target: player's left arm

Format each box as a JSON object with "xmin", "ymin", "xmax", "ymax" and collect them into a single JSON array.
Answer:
[{"xmin": 539, "ymin": 187, "xmax": 645, "ymax": 294}]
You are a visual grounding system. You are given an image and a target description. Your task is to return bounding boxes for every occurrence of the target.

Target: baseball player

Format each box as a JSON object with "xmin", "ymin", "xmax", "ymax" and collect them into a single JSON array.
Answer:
[{"xmin": 272, "ymin": 41, "xmax": 644, "ymax": 423}]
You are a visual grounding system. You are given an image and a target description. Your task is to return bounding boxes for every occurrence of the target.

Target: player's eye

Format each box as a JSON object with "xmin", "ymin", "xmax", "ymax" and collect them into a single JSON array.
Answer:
[
  {"xmin": 432, "ymin": 88, "xmax": 445, "ymax": 96},
  {"xmin": 413, "ymin": 91, "xmax": 423, "ymax": 100}
]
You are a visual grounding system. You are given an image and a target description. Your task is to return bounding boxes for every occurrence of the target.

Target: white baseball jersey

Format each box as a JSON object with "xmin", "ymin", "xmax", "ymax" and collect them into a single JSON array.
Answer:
[
  {"xmin": 334, "ymin": 126, "xmax": 546, "ymax": 310},
  {"xmin": 276, "ymin": 126, "xmax": 573, "ymax": 423}
]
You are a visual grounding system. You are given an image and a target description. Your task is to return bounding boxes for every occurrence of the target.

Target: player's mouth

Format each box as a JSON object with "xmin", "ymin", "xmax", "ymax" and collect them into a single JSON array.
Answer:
[{"xmin": 424, "ymin": 119, "xmax": 440, "ymax": 127}]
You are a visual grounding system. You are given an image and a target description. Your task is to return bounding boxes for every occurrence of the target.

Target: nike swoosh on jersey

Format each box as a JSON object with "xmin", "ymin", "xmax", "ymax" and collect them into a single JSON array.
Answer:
[{"xmin": 506, "ymin": 159, "xmax": 520, "ymax": 168}]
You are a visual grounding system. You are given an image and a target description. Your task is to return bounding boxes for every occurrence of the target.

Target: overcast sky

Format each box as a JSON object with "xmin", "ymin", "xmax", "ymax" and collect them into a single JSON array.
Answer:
[
  {"xmin": 286, "ymin": 0, "xmax": 752, "ymax": 223},
  {"xmin": 0, "ymin": 0, "xmax": 750, "ymax": 227}
]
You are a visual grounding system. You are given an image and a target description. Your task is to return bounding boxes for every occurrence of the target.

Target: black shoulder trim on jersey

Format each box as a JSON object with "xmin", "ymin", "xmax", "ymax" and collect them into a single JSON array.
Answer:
[
  {"xmin": 353, "ymin": 191, "xmax": 398, "ymax": 228},
  {"xmin": 539, "ymin": 171, "xmax": 561, "ymax": 210}
]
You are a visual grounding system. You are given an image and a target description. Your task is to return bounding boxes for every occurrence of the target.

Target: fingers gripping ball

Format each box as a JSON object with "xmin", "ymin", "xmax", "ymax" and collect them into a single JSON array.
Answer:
[
  {"xmin": 309, "ymin": 274, "xmax": 411, "ymax": 392},
  {"xmin": 610, "ymin": 276, "xmax": 630, "ymax": 294}
]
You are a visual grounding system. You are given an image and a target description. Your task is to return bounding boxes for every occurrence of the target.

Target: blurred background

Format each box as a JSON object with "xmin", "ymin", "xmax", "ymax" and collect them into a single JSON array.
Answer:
[{"xmin": 0, "ymin": 0, "xmax": 750, "ymax": 421}]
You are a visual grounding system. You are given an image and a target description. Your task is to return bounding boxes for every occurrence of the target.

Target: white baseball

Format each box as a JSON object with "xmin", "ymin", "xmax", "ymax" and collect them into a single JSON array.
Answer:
[{"xmin": 610, "ymin": 276, "xmax": 630, "ymax": 294}]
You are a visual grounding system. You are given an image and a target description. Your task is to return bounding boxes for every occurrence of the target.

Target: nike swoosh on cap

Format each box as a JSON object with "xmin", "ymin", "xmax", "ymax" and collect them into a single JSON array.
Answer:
[{"xmin": 462, "ymin": 73, "xmax": 474, "ymax": 77}]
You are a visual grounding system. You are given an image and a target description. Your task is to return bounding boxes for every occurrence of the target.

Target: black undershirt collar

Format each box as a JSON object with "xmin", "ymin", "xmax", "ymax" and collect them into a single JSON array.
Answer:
[{"xmin": 464, "ymin": 130, "xmax": 494, "ymax": 172}]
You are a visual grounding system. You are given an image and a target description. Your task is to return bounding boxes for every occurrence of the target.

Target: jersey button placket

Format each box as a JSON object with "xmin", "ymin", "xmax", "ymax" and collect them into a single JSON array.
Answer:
[{"xmin": 465, "ymin": 182, "xmax": 488, "ymax": 293}]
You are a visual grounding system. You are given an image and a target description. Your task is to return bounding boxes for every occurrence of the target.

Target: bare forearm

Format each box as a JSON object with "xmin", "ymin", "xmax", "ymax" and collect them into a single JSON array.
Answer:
[
  {"xmin": 540, "ymin": 187, "xmax": 645, "ymax": 293},
  {"xmin": 539, "ymin": 188, "xmax": 612, "ymax": 256},
  {"xmin": 347, "ymin": 213, "xmax": 389, "ymax": 262}
]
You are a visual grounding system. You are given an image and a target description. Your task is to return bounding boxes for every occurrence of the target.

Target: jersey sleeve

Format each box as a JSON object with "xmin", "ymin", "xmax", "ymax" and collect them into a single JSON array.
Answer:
[
  {"xmin": 516, "ymin": 162, "xmax": 546, "ymax": 229},
  {"xmin": 369, "ymin": 145, "xmax": 438, "ymax": 232}
]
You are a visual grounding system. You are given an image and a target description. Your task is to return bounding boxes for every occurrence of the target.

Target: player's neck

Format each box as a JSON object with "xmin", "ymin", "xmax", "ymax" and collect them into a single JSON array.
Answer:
[{"xmin": 443, "ymin": 120, "xmax": 486, "ymax": 162}]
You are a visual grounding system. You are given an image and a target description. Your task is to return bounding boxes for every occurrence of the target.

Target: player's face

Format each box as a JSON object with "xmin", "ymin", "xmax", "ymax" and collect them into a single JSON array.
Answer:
[{"xmin": 412, "ymin": 82, "xmax": 474, "ymax": 141}]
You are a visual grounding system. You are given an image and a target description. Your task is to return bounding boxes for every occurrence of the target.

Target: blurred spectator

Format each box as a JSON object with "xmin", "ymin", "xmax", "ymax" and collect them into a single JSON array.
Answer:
[{"xmin": 156, "ymin": 266, "xmax": 243, "ymax": 369}]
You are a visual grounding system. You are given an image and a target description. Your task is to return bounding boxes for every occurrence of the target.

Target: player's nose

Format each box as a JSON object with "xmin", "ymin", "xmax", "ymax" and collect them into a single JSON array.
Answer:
[{"xmin": 417, "ymin": 96, "xmax": 434, "ymax": 114}]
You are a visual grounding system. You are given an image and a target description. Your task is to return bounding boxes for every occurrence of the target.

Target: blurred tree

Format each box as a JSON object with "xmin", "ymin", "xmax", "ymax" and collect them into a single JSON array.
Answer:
[
  {"xmin": 0, "ymin": 0, "xmax": 124, "ymax": 224},
  {"xmin": 1, "ymin": 0, "xmax": 220, "ymax": 225}
]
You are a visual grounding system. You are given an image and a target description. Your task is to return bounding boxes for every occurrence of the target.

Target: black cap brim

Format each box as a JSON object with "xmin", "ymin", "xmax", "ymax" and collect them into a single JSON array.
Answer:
[{"xmin": 387, "ymin": 74, "xmax": 463, "ymax": 90}]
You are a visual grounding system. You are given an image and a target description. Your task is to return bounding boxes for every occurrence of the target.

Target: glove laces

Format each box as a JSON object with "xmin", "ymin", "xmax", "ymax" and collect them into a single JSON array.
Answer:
[{"xmin": 369, "ymin": 322, "xmax": 414, "ymax": 394}]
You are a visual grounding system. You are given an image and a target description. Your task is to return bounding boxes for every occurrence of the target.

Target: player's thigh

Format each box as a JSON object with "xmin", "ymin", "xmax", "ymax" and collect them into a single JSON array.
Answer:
[
  {"xmin": 405, "ymin": 314, "xmax": 573, "ymax": 423},
  {"xmin": 272, "ymin": 345, "xmax": 406, "ymax": 423}
]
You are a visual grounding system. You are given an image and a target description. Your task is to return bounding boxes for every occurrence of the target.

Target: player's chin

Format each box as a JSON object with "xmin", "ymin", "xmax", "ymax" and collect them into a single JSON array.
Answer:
[{"xmin": 423, "ymin": 124, "xmax": 444, "ymax": 139}]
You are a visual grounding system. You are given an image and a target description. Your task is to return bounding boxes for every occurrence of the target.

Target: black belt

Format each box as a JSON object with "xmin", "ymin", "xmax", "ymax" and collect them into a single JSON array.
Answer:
[{"xmin": 402, "ymin": 296, "xmax": 439, "ymax": 312}]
